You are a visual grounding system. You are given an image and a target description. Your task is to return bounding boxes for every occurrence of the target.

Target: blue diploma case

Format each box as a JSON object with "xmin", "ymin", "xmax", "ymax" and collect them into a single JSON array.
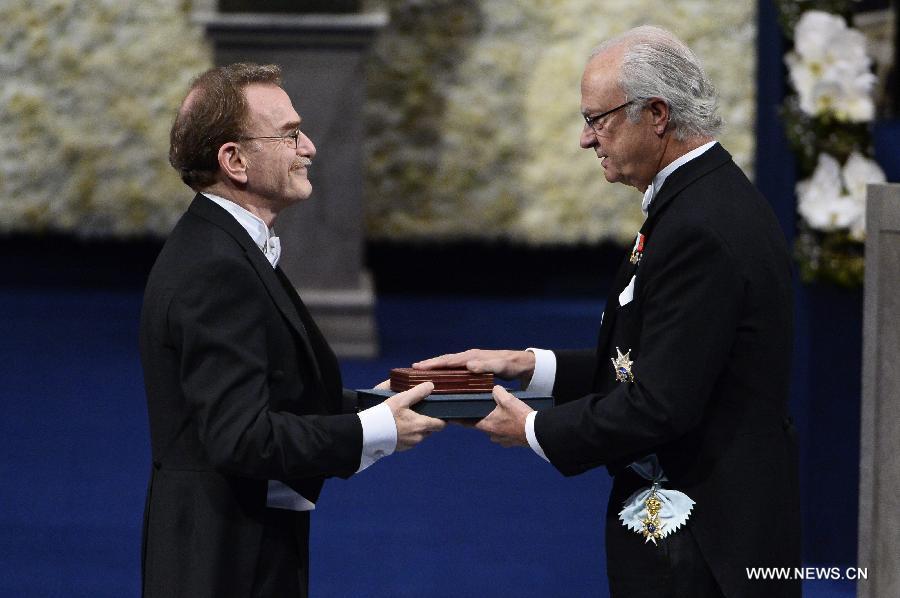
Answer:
[{"xmin": 356, "ymin": 389, "xmax": 554, "ymax": 419}]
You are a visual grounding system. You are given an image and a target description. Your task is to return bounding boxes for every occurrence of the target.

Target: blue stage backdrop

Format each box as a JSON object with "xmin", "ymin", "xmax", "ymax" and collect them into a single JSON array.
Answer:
[{"xmin": 0, "ymin": 287, "xmax": 857, "ymax": 597}]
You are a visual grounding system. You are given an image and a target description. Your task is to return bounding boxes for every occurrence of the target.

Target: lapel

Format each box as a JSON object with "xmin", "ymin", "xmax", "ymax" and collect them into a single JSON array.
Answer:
[
  {"xmin": 638, "ymin": 142, "xmax": 731, "ymax": 239},
  {"xmin": 593, "ymin": 144, "xmax": 732, "ymax": 376},
  {"xmin": 273, "ymin": 266, "xmax": 343, "ymax": 408},
  {"xmin": 187, "ymin": 195, "xmax": 320, "ymax": 371},
  {"xmin": 594, "ymin": 251, "xmax": 638, "ymax": 360}
]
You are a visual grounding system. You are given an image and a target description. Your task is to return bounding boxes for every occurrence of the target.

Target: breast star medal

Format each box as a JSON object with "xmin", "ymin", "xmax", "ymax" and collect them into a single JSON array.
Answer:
[
  {"xmin": 629, "ymin": 233, "xmax": 645, "ymax": 265},
  {"xmin": 641, "ymin": 491, "xmax": 666, "ymax": 545},
  {"xmin": 611, "ymin": 347, "xmax": 634, "ymax": 383}
]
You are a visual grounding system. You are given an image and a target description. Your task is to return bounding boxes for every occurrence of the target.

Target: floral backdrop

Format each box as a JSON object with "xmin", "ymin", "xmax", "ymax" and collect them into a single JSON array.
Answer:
[
  {"xmin": 0, "ymin": 0, "xmax": 211, "ymax": 238},
  {"xmin": 365, "ymin": 0, "xmax": 757, "ymax": 244},
  {"xmin": 0, "ymin": 0, "xmax": 756, "ymax": 245}
]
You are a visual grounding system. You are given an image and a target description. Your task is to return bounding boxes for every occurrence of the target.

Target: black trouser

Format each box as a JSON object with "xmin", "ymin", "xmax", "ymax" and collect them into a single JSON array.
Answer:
[
  {"xmin": 252, "ymin": 508, "xmax": 311, "ymax": 598},
  {"xmin": 605, "ymin": 470, "xmax": 724, "ymax": 598}
]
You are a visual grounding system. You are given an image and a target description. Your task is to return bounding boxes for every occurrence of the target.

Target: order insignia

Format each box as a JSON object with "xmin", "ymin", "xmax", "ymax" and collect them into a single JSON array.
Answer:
[
  {"xmin": 629, "ymin": 233, "xmax": 645, "ymax": 265},
  {"xmin": 618, "ymin": 458, "xmax": 696, "ymax": 547},
  {"xmin": 641, "ymin": 491, "xmax": 665, "ymax": 544},
  {"xmin": 611, "ymin": 347, "xmax": 634, "ymax": 383}
]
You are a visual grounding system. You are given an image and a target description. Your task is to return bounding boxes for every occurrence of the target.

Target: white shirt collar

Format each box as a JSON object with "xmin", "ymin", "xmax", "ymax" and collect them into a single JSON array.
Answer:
[
  {"xmin": 201, "ymin": 192, "xmax": 281, "ymax": 268},
  {"xmin": 640, "ymin": 141, "xmax": 717, "ymax": 215}
]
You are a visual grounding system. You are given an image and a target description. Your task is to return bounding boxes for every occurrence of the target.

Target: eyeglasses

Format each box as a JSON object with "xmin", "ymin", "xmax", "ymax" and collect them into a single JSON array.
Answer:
[
  {"xmin": 239, "ymin": 128, "xmax": 302, "ymax": 149},
  {"xmin": 583, "ymin": 100, "xmax": 635, "ymax": 134}
]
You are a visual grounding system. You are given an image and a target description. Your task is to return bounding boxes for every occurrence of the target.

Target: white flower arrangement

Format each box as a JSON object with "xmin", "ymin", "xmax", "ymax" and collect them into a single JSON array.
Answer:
[
  {"xmin": 779, "ymin": 3, "xmax": 887, "ymax": 286},
  {"xmin": 785, "ymin": 10, "xmax": 876, "ymax": 122},
  {"xmin": 796, "ymin": 151, "xmax": 885, "ymax": 239}
]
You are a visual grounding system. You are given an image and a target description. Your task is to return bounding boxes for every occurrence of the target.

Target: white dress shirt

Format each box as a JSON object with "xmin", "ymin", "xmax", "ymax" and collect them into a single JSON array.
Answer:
[{"xmin": 202, "ymin": 193, "xmax": 397, "ymax": 511}]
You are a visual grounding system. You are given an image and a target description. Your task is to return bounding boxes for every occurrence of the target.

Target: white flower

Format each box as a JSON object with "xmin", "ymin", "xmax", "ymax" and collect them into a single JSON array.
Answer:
[
  {"xmin": 797, "ymin": 153, "xmax": 856, "ymax": 231},
  {"xmin": 843, "ymin": 152, "xmax": 887, "ymax": 202},
  {"xmin": 803, "ymin": 67, "xmax": 876, "ymax": 121},
  {"xmin": 793, "ymin": 11, "xmax": 849, "ymax": 62},
  {"xmin": 797, "ymin": 152, "xmax": 886, "ymax": 238},
  {"xmin": 785, "ymin": 10, "xmax": 875, "ymax": 122}
]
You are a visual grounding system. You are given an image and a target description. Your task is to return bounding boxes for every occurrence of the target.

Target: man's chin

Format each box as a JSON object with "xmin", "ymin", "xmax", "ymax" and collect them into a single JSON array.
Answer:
[{"xmin": 291, "ymin": 183, "xmax": 313, "ymax": 202}]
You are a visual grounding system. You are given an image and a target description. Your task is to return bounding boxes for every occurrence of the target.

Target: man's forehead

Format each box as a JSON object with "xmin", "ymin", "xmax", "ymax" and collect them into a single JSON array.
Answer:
[
  {"xmin": 245, "ymin": 83, "xmax": 300, "ymax": 127},
  {"xmin": 581, "ymin": 63, "xmax": 622, "ymax": 109},
  {"xmin": 583, "ymin": 48, "xmax": 622, "ymax": 87}
]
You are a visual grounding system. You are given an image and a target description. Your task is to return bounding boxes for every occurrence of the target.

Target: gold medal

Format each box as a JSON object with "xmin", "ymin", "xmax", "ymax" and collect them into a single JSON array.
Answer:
[{"xmin": 641, "ymin": 491, "xmax": 666, "ymax": 545}]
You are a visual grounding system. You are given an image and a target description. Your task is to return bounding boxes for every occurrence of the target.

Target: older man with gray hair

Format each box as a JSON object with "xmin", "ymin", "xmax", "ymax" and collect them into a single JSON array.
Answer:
[{"xmin": 416, "ymin": 26, "xmax": 800, "ymax": 597}]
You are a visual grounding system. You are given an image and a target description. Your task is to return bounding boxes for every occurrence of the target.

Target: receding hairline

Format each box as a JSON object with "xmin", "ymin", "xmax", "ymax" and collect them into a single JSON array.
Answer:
[
  {"xmin": 178, "ymin": 88, "xmax": 200, "ymax": 118},
  {"xmin": 176, "ymin": 63, "xmax": 284, "ymax": 116}
]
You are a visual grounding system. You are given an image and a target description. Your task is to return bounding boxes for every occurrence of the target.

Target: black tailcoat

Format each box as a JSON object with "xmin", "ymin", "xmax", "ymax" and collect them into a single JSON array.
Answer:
[
  {"xmin": 536, "ymin": 145, "xmax": 801, "ymax": 597},
  {"xmin": 139, "ymin": 195, "xmax": 363, "ymax": 597}
]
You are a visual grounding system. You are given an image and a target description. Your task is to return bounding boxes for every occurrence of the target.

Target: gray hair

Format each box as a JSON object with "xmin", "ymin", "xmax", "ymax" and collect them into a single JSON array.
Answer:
[{"xmin": 590, "ymin": 26, "xmax": 722, "ymax": 140}]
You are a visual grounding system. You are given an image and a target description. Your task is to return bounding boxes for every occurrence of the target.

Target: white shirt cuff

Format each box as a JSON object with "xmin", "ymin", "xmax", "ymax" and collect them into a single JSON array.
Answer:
[
  {"xmin": 356, "ymin": 402, "xmax": 397, "ymax": 473},
  {"xmin": 525, "ymin": 347, "xmax": 556, "ymax": 395},
  {"xmin": 525, "ymin": 410, "xmax": 549, "ymax": 462}
]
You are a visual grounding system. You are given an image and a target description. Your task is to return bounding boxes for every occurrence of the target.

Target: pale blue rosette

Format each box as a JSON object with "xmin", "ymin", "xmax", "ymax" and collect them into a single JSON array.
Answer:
[{"xmin": 618, "ymin": 455, "xmax": 695, "ymax": 545}]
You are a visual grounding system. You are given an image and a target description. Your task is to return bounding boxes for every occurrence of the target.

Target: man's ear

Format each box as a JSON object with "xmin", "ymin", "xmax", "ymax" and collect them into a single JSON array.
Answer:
[
  {"xmin": 218, "ymin": 142, "xmax": 249, "ymax": 185},
  {"xmin": 647, "ymin": 98, "xmax": 670, "ymax": 136}
]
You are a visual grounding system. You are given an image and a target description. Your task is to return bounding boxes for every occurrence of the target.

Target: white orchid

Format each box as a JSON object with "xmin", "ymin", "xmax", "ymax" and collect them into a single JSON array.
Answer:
[
  {"xmin": 843, "ymin": 152, "xmax": 887, "ymax": 200},
  {"xmin": 797, "ymin": 153, "xmax": 856, "ymax": 231},
  {"xmin": 797, "ymin": 152, "xmax": 886, "ymax": 238},
  {"xmin": 785, "ymin": 10, "xmax": 875, "ymax": 122},
  {"xmin": 793, "ymin": 11, "xmax": 848, "ymax": 61}
]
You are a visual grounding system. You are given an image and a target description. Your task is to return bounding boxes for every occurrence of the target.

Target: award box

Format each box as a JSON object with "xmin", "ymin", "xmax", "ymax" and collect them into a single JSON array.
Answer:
[{"xmin": 356, "ymin": 388, "xmax": 554, "ymax": 419}]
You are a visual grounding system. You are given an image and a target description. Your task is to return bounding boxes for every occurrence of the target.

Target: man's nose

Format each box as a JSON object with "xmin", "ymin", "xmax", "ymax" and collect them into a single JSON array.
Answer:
[
  {"xmin": 580, "ymin": 123, "xmax": 598, "ymax": 149},
  {"xmin": 297, "ymin": 131, "xmax": 316, "ymax": 158}
]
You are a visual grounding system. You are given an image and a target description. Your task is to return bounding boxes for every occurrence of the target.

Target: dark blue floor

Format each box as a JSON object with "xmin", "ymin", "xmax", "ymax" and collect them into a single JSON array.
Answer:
[{"xmin": 0, "ymin": 288, "xmax": 856, "ymax": 596}]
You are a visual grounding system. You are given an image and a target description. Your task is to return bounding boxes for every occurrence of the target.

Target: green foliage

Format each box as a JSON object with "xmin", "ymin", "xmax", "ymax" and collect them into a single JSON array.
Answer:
[
  {"xmin": 794, "ymin": 226, "xmax": 865, "ymax": 287},
  {"xmin": 781, "ymin": 96, "xmax": 873, "ymax": 178}
]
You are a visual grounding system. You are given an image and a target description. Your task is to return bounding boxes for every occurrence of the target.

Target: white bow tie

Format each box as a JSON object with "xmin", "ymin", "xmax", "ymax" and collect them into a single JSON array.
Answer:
[{"xmin": 263, "ymin": 235, "xmax": 281, "ymax": 267}]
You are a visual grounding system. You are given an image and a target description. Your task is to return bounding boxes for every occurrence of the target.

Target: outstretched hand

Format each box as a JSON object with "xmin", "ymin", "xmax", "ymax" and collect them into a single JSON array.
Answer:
[
  {"xmin": 384, "ymin": 382, "xmax": 446, "ymax": 451},
  {"xmin": 412, "ymin": 349, "xmax": 536, "ymax": 385},
  {"xmin": 474, "ymin": 385, "xmax": 533, "ymax": 448}
]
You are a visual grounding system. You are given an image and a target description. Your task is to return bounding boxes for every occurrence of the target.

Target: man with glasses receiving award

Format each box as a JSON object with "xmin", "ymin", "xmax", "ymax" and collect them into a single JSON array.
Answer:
[
  {"xmin": 415, "ymin": 26, "xmax": 800, "ymax": 597},
  {"xmin": 139, "ymin": 63, "xmax": 445, "ymax": 597}
]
